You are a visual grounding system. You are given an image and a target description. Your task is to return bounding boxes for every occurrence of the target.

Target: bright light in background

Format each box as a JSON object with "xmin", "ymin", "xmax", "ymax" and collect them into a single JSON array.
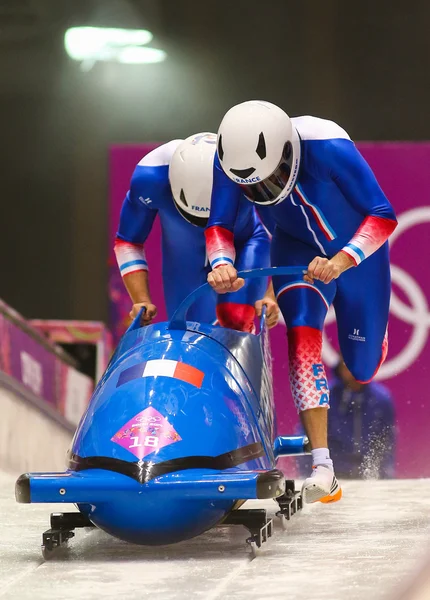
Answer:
[
  {"xmin": 64, "ymin": 27, "xmax": 166, "ymax": 66},
  {"xmin": 118, "ymin": 46, "xmax": 166, "ymax": 64}
]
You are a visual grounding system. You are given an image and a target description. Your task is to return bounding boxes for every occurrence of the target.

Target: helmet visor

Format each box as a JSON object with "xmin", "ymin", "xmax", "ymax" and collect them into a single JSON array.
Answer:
[{"xmin": 239, "ymin": 142, "xmax": 295, "ymax": 205}]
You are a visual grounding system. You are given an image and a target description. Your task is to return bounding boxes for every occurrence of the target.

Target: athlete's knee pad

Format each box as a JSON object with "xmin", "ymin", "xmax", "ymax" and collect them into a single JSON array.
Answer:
[
  {"xmin": 216, "ymin": 302, "xmax": 255, "ymax": 333},
  {"xmin": 287, "ymin": 326, "xmax": 330, "ymax": 412},
  {"xmin": 350, "ymin": 330, "xmax": 389, "ymax": 384}
]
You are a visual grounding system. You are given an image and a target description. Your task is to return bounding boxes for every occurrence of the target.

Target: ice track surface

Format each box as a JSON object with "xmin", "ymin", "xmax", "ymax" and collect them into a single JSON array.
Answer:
[{"xmin": 1, "ymin": 471, "xmax": 430, "ymax": 600}]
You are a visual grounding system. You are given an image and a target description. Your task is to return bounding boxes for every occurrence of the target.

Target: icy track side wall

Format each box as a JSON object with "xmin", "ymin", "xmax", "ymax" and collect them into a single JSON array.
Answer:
[
  {"xmin": 0, "ymin": 298, "xmax": 93, "ymax": 473},
  {"xmin": 0, "ymin": 378, "xmax": 73, "ymax": 472}
]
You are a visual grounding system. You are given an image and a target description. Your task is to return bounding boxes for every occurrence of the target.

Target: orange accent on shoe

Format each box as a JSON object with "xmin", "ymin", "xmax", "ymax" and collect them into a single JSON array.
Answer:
[{"xmin": 319, "ymin": 488, "xmax": 343, "ymax": 504}]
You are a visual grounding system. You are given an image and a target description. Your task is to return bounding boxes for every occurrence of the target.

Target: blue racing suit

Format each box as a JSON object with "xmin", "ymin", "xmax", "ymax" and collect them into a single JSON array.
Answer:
[
  {"xmin": 206, "ymin": 116, "xmax": 397, "ymax": 410},
  {"xmin": 115, "ymin": 140, "xmax": 270, "ymax": 330}
]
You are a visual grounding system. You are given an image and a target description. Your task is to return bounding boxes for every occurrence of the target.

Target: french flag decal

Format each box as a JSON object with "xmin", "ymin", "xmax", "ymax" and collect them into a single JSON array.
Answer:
[{"xmin": 117, "ymin": 360, "xmax": 205, "ymax": 389}]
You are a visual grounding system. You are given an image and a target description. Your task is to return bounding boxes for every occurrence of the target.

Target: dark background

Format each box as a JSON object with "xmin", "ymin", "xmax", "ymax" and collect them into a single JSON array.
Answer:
[{"xmin": 1, "ymin": 0, "xmax": 428, "ymax": 323}]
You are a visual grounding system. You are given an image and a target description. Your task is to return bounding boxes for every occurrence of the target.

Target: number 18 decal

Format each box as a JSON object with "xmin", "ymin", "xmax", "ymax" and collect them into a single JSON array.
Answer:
[
  {"xmin": 112, "ymin": 407, "xmax": 182, "ymax": 459},
  {"xmin": 129, "ymin": 435, "xmax": 159, "ymax": 449}
]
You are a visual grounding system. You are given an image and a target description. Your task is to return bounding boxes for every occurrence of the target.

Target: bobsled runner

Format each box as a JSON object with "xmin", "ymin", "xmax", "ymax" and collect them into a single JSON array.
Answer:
[{"xmin": 15, "ymin": 267, "xmax": 310, "ymax": 558}]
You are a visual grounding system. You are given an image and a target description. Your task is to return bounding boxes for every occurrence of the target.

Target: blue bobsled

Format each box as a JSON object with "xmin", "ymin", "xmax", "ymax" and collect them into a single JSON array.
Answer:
[{"xmin": 16, "ymin": 267, "xmax": 309, "ymax": 553}]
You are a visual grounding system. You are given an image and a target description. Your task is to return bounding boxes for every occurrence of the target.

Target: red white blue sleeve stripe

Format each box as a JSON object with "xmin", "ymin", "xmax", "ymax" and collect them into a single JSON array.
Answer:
[
  {"xmin": 114, "ymin": 238, "xmax": 148, "ymax": 277},
  {"xmin": 341, "ymin": 215, "xmax": 397, "ymax": 265},
  {"xmin": 204, "ymin": 226, "xmax": 236, "ymax": 269}
]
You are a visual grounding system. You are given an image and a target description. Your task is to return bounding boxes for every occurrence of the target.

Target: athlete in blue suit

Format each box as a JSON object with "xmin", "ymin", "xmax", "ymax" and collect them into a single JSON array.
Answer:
[
  {"xmin": 114, "ymin": 133, "xmax": 278, "ymax": 332},
  {"xmin": 205, "ymin": 102, "xmax": 397, "ymax": 503}
]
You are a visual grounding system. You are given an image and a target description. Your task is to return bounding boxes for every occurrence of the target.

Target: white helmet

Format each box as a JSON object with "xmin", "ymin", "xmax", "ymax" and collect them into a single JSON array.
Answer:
[
  {"xmin": 217, "ymin": 100, "xmax": 301, "ymax": 205},
  {"xmin": 169, "ymin": 132, "xmax": 217, "ymax": 227}
]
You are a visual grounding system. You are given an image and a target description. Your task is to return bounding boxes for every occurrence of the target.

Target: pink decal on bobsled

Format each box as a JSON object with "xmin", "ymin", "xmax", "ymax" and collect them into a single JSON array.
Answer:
[{"xmin": 111, "ymin": 406, "xmax": 182, "ymax": 459}]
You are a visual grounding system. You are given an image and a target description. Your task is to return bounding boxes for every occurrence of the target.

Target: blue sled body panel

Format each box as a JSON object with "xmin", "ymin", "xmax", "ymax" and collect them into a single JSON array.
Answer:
[{"xmin": 71, "ymin": 323, "xmax": 274, "ymax": 469}]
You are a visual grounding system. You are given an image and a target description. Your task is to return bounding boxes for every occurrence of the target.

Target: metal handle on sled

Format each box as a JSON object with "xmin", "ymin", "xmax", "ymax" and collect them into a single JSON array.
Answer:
[
  {"xmin": 125, "ymin": 306, "xmax": 147, "ymax": 334},
  {"xmin": 168, "ymin": 266, "xmax": 307, "ymax": 330},
  {"xmin": 258, "ymin": 305, "xmax": 267, "ymax": 334}
]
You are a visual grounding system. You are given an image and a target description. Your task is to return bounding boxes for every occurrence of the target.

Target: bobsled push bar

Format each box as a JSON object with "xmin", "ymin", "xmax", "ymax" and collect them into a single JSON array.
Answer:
[{"xmin": 168, "ymin": 265, "xmax": 306, "ymax": 330}]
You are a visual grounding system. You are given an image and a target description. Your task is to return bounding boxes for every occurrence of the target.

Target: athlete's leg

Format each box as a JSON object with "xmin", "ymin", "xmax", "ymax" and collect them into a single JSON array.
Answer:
[
  {"xmin": 271, "ymin": 231, "xmax": 336, "ymax": 412},
  {"xmin": 217, "ymin": 227, "xmax": 270, "ymax": 332},
  {"xmin": 334, "ymin": 243, "xmax": 391, "ymax": 383},
  {"xmin": 272, "ymin": 230, "xmax": 341, "ymax": 502}
]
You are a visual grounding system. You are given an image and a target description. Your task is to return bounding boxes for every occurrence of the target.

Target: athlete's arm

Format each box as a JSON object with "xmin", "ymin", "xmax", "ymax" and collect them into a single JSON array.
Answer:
[
  {"xmin": 330, "ymin": 139, "xmax": 397, "ymax": 264},
  {"xmin": 306, "ymin": 139, "xmax": 397, "ymax": 284},
  {"xmin": 119, "ymin": 270, "xmax": 157, "ymax": 324},
  {"xmin": 206, "ymin": 225, "xmax": 244, "ymax": 293},
  {"xmin": 114, "ymin": 165, "xmax": 159, "ymax": 324},
  {"xmin": 206, "ymin": 154, "xmax": 244, "ymax": 293}
]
